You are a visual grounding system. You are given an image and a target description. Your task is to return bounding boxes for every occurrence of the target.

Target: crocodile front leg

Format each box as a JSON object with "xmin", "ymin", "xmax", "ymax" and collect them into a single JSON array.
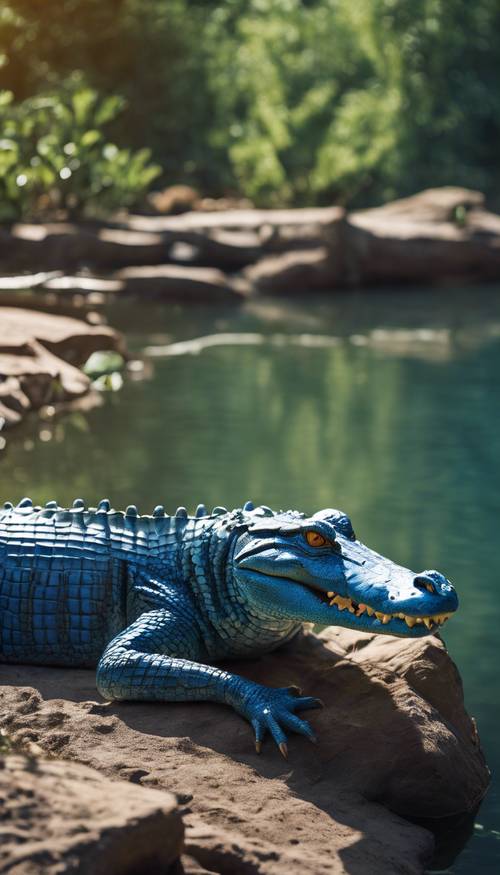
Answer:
[{"xmin": 96, "ymin": 609, "xmax": 322, "ymax": 756}]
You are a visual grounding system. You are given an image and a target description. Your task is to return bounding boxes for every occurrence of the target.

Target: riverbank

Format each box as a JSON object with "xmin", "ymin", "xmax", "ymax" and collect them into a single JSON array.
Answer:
[
  {"xmin": 1, "ymin": 187, "xmax": 500, "ymax": 304},
  {"xmin": 0, "ymin": 308, "xmax": 125, "ymax": 435}
]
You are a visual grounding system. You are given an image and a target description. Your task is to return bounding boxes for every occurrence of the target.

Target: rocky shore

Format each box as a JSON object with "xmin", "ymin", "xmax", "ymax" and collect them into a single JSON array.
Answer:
[
  {"xmin": 1, "ymin": 187, "xmax": 500, "ymax": 302},
  {"xmin": 0, "ymin": 308, "xmax": 125, "ymax": 434},
  {"xmin": 0, "ymin": 626, "xmax": 489, "ymax": 874}
]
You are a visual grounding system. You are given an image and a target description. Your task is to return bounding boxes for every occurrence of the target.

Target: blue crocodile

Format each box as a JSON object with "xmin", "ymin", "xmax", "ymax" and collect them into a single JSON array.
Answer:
[{"xmin": 0, "ymin": 498, "xmax": 458, "ymax": 756}]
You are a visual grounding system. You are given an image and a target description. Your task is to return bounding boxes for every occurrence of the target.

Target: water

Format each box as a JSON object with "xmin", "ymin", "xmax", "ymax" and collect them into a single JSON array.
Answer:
[{"xmin": 1, "ymin": 286, "xmax": 499, "ymax": 870}]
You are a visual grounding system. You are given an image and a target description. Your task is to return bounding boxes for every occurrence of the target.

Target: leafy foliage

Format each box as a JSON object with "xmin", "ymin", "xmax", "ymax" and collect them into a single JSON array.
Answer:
[
  {"xmin": 205, "ymin": 0, "xmax": 500, "ymax": 205},
  {"xmin": 1, "ymin": 0, "xmax": 499, "ymax": 208},
  {"xmin": 0, "ymin": 80, "xmax": 161, "ymax": 220}
]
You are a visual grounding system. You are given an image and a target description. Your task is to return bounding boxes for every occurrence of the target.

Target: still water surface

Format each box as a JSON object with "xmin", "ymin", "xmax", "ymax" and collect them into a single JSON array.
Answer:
[{"xmin": 1, "ymin": 287, "xmax": 499, "ymax": 871}]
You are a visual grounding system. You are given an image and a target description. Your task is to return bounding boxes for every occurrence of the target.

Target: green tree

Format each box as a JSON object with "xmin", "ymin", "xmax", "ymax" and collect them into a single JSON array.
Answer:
[
  {"xmin": 205, "ymin": 0, "xmax": 500, "ymax": 205},
  {"xmin": 1, "ymin": 0, "xmax": 500, "ymax": 207}
]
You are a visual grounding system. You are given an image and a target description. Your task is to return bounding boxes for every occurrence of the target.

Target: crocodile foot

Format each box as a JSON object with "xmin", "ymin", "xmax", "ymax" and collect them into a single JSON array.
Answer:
[{"xmin": 236, "ymin": 683, "xmax": 324, "ymax": 757}]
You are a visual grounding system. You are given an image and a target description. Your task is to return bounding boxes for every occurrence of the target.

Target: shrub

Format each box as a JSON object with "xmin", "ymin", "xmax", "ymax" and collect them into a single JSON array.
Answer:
[{"xmin": 0, "ymin": 80, "xmax": 161, "ymax": 221}]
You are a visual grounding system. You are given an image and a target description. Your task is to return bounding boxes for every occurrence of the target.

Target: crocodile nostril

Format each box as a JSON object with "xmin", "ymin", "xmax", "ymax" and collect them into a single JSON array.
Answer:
[{"xmin": 413, "ymin": 575, "xmax": 436, "ymax": 594}]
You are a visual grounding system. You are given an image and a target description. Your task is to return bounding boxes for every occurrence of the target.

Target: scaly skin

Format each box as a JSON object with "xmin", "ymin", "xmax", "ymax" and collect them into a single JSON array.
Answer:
[{"xmin": 0, "ymin": 497, "xmax": 458, "ymax": 756}]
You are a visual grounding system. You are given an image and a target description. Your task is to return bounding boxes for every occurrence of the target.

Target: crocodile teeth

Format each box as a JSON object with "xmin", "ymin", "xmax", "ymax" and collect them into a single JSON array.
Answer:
[
  {"xmin": 331, "ymin": 595, "xmax": 354, "ymax": 612},
  {"xmin": 434, "ymin": 613, "xmax": 452, "ymax": 625},
  {"xmin": 321, "ymin": 590, "xmax": 452, "ymax": 630}
]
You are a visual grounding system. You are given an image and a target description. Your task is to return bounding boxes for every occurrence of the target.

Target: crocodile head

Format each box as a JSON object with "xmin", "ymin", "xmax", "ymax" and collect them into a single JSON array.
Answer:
[{"xmin": 232, "ymin": 506, "xmax": 458, "ymax": 637}]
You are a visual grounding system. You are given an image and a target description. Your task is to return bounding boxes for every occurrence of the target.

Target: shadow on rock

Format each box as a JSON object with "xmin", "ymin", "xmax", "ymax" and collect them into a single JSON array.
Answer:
[{"xmin": 0, "ymin": 627, "xmax": 489, "ymax": 875}]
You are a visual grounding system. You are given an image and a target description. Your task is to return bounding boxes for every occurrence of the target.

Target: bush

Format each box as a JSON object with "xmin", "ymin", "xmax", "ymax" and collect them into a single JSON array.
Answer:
[
  {"xmin": 1, "ymin": 0, "xmax": 500, "ymax": 209},
  {"xmin": 0, "ymin": 80, "xmax": 161, "ymax": 221}
]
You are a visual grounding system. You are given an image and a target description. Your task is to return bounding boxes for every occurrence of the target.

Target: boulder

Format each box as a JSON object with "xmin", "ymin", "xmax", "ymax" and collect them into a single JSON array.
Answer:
[
  {"xmin": 244, "ymin": 247, "xmax": 337, "ymax": 293},
  {"xmin": 115, "ymin": 264, "xmax": 242, "ymax": 303},
  {"xmin": 122, "ymin": 205, "xmax": 345, "ymax": 235},
  {"xmin": 0, "ymin": 307, "xmax": 123, "ymax": 364},
  {"xmin": 356, "ymin": 186, "xmax": 484, "ymax": 224},
  {"xmin": 0, "ymin": 308, "xmax": 124, "ymax": 431},
  {"xmin": 2, "ymin": 190, "xmax": 500, "ymax": 289},
  {"xmin": 0, "ymin": 223, "xmax": 169, "ymax": 272},
  {"xmin": 0, "ymin": 755, "xmax": 183, "ymax": 875},
  {"xmin": 0, "ymin": 626, "xmax": 488, "ymax": 874},
  {"xmin": 148, "ymin": 184, "xmax": 200, "ymax": 215},
  {"xmin": 347, "ymin": 186, "xmax": 500, "ymax": 285},
  {"xmin": 174, "ymin": 228, "xmax": 264, "ymax": 269}
]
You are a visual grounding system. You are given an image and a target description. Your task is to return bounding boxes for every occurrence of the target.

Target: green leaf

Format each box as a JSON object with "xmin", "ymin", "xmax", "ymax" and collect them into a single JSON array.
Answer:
[
  {"xmin": 80, "ymin": 129, "xmax": 102, "ymax": 148},
  {"xmin": 94, "ymin": 95, "xmax": 125, "ymax": 127},
  {"xmin": 71, "ymin": 88, "xmax": 97, "ymax": 126}
]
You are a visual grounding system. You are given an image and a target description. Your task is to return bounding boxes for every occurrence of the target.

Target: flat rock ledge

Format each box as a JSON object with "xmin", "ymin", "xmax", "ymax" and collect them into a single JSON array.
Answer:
[
  {"xmin": 1, "ymin": 188, "xmax": 500, "ymax": 297},
  {"xmin": 0, "ymin": 627, "xmax": 489, "ymax": 875},
  {"xmin": 0, "ymin": 755, "xmax": 183, "ymax": 875},
  {"xmin": 0, "ymin": 307, "xmax": 125, "ymax": 432}
]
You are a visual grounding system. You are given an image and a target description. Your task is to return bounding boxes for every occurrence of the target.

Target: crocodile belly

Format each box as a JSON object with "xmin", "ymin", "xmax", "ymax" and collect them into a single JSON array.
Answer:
[{"xmin": 0, "ymin": 557, "xmax": 126, "ymax": 668}]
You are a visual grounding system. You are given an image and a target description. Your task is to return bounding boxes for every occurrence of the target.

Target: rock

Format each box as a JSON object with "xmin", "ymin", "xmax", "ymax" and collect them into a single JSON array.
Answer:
[
  {"xmin": 0, "ymin": 223, "xmax": 169, "ymax": 272},
  {"xmin": 347, "ymin": 187, "xmax": 500, "ymax": 285},
  {"xmin": 358, "ymin": 186, "xmax": 484, "ymax": 224},
  {"xmin": 0, "ymin": 308, "xmax": 125, "ymax": 432},
  {"xmin": 177, "ymin": 228, "xmax": 264, "ymax": 269},
  {"xmin": 0, "ymin": 376, "xmax": 31, "ymax": 430},
  {"xmin": 2, "ymin": 188, "xmax": 500, "ymax": 292},
  {"xmin": 244, "ymin": 247, "xmax": 336, "ymax": 293},
  {"xmin": 123, "ymin": 205, "xmax": 346, "ymax": 235},
  {"xmin": 43, "ymin": 275, "xmax": 124, "ymax": 295},
  {"xmin": 0, "ymin": 307, "xmax": 124, "ymax": 366},
  {"xmin": 115, "ymin": 264, "xmax": 243, "ymax": 303},
  {"xmin": 0, "ymin": 627, "xmax": 488, "ymax": 874},
  {"xmin": 0, "ymin": 755, "xmax": 183, "ymax": 875},
  {"xmin": 148, "ymin": 184, "xmax": 200, "ymax": 214},
  {"xmin": 0, "ymin": 271, "xmax": 62, "ymax": 290}
]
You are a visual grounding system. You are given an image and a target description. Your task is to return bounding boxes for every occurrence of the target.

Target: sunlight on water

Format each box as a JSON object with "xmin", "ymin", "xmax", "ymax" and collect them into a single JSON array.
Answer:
[{"xmin": 1, "ymin": 286, "xmax": 499, "ymax": 871}]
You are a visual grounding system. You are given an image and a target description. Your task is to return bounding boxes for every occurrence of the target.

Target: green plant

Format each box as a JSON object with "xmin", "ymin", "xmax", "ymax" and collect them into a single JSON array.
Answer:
[
  {"xmin": 2, "ymin": 0, "xmax": 500, "ymax": 208},
  {"xmin": 0, "ymin": 79, "xmax": 161, "ymax": 221}
]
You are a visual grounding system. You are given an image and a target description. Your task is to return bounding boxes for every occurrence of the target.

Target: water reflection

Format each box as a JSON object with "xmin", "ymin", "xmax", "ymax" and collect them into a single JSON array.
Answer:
[{"xmin": 1, "ymin": 285, "xmax": 500, "ymax": 872}]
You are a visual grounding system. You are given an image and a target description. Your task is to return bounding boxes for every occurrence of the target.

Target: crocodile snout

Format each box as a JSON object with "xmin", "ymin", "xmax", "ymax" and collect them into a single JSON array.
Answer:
[{"xmin": 413, "ymin": 570, "xmax": 457, "ymax": 599}]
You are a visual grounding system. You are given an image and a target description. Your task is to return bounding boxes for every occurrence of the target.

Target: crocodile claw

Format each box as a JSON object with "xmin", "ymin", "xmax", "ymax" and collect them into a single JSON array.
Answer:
[
  {"xmin": 286, "ymin": 684, "xmax": 302, "ymax": 696},
  {"xmin": 242, "ymin": 683, "xmax": 322, "ymax": 756}
]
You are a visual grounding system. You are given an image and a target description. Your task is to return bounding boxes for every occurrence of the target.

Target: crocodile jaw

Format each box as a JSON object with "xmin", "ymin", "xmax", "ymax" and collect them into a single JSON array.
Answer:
[
  {"xmin": 233, "ymin": 568, "xmax": 458, "ymax": 638},
  {"xmin": 299, "ymin": 582, "xmax": 454, "ymax": 634}
]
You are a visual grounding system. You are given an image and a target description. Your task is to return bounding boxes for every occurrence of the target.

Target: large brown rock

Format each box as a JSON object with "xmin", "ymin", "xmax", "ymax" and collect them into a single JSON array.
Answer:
[
  {"xmin": 347, "ymin": 186, "xmax": 500, "ymax": 285},
  {"xmin": 0, "ymin": 755, "xmax": 183, "ymax": 875},
  {"xmin": 2, "ymin": 190, "xmax": 500, "ymax": 290},
  {"xmin": 0, "ymin": 626, "xmax": 488, "ymax": 874},
  {"xmin": 244, "ymin": 247, "xmax": 336, "ymax": 293},
  {"xmin": 115, "ymin": 264, "xmax": 242, "ymax": 303},
  {"xmin": 0, "ymin": 223, "xmax": 169, "ymax": 272},
  {"xmin": 0, "ymin": 308, "xmax": 124, "ymax": 430},
  {"xmin": 122, "ymin": 205, "xmax": 345, "ymax": 235}
]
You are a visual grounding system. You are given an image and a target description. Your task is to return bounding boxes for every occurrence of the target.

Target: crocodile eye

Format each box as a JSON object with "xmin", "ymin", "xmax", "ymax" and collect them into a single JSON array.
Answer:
[{"xmin": 306, "ymin": 531, "xmax": 328, "ymax": 548}]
